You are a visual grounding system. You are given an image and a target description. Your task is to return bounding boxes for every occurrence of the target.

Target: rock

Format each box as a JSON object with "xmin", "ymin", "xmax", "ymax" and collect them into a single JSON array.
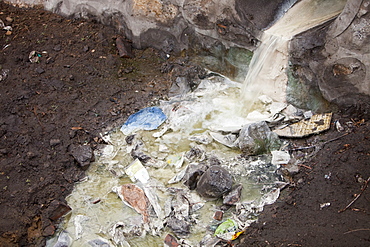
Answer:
[
  {"xmin": 223, "ymin": 184, "xmax": 242, "ymax": 205},
  {"xmin": 164, "ymin": 234, "xmax": 179, "ymax": 247},
  {"xmin": 116, "ymin": 36, "xmax": 134, "ymax": 58},
  {"xmin": 213, "ymin": 210, "xmax": 223, "ymax": 221},
  {"xmin": 5, "ymin": 16, "xmax": 13, "ymax": 23},
  {"xmin": 183, "ymin": 163, "xmax": 208, "ymax": 190},
  {"xmin": 238, "ymin": 121, "xmax": 281, "ymax": 155},
  {"xmin": 168, "ymin": 77, "xmax": 192, "ymax": 97},
  {"xmin": 68, "ymin": 144, "xmax": 93, "ymax": 168},
  {"xmin": 42, "ymin": 224, "xmax": 55, "ymax": 237},
  {"xmin": 35, "ymin": 67, "xmax": 45, "ymax": 74},
  {"xmin": 289, "ymin": 0, "xmax": 370, "ymax": 118},
  {"xmin": 46, "ymin": 200, "xmax": 72, "ymax": 221},
  {"xmin": 166, "ymin": 216, "xmax": 191, "ymax": 238},
  {"xmin": 196, "ymin": 165, "xmax": 232, "ymax": 199},
  {"xmin": 50, "ymin": 139, "xmax": 61, "ymax": 146}
]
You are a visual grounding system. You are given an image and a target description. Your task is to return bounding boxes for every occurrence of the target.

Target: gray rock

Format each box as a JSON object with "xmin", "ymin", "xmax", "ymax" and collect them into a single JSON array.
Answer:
[
  {"xmin": 166, "ymin": 216, "xmax": 191, "ymax": 238},
  {"xmin": 289, "ymin": 0, "xmax": 370, "ymax": 118},
  {"xmin": 50, "ymin": 139, "xmax": 61, "ymax": 146},
  {"xmin": 223, "ymin": 184, "xmax": 242, "ymax": 205},
  {"xmin": 196, "ymin": 165, "xmax": 232, "ymax": 199},
  {"xmin": 169, "ymin": 77, "xmax": 192, "ymax": 97},
  {"xmin": 183, "ymin": 163, "xmax": 208, "ymax": 190},
  {"xmin": 237, "ymin": 121, "xmax": 281, "ymax": 155}
]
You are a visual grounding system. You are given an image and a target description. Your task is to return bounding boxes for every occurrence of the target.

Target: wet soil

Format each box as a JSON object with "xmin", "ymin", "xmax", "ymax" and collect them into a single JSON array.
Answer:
[{"xmin": 0, "ymin": 2, "xmax": 369, "ymax": 247}]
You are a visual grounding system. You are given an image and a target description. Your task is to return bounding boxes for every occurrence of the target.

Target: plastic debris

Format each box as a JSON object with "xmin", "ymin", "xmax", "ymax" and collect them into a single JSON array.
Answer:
[
  {"xmin": 320, "ymin": 202, "xmax": 331, "ymax": 210},
  {"xmin": 335, "ymin": 120, "xmax": 345, "ymax": 132},
  {"xmin": 214, "ymin": 219, "xmax": 238, "ymax": 240},
  {"xmin": 188, "ymin": 133, "xmax": 212, "ymax": 145},
  {"xmin": 125, "ymin": 158, "xmax": 150, "ymax": 184},
  {"xmin": 166, "ymin": 153, "xmax": 184, "ymax": 169},
  {"xmin": 271, "ymin": 150, "xmax": 290, "ymax": 165},
  {"xmin": 120, "ymin": 107, "xmax": 167, "ymax": 135},
  {"xmin": 142, "ymin": 180, "xmax": 164, "ymax": 220},
  {"xmin": 113, "ymin": 184, "xmax": 150, "ymax": 223},
  {"xmin": 0, "ymin": 69, "xmax": 9, "ymax": 81},
  {"xmin": 273, "ymin": 113, "xmax": 332, "ymax": 138},
  {"xmin": 209, "ymin": 132, "xmax": 237, "ymax": 148},
  {"xmin": 108, "ymin": 222, "xmax": 132, "ymax": 247},
  {"xmin": 29, "ymin": 50, "xmax": 42, "ymax": 63},
  {"xmin": 74, "ymin": 215, "xmax": 90, "ymax": 240}
]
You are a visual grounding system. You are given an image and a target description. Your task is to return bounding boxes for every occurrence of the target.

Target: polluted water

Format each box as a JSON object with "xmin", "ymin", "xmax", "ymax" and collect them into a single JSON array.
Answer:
[{"xmin": 47, "ymin": 0, "xmax": 347, "ymax": 246}]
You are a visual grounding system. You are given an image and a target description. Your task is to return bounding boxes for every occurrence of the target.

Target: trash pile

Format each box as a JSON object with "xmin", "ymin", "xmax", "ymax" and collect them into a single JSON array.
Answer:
[{"xmin": 47, "ymin": 75, "xmax": 332, "ymax": 247}]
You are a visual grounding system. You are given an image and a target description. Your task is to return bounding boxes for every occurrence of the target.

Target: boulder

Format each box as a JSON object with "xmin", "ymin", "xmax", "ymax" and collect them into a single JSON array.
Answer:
[
  {"xmin": 288, "ymin": 0, "xmax": 370, "ymax": 118},
  {"xmin": 183, "ymin": 163, "xmax": 208, "ymax": 190},
  {"xmin": 196, "ymin": 165, "xmax": 232, "ymax": 199},
  {"xmin": 237, "ymin": 121, "xmax": 281, "ymax": 155}
]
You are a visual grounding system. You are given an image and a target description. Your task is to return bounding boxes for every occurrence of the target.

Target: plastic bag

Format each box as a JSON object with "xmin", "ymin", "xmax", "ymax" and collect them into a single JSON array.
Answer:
[{"xmin": 120, "ymin": 107, "xmax": 167, "ymax": 135}]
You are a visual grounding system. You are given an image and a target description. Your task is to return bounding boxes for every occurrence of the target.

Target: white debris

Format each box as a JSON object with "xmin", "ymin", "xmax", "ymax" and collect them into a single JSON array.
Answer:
[
  {"xmin": 125, "ymin": 159, "xmax": 150, "ymax": 184},
  {"xmin": 271, "ymin": 150, "xmax": 291, "ymax": 165},
  {"xmin": 74, "ymin": 215, "xmax": 90, "ymax": 240},
  {"xmin": 320, "ymin": 202, "xmax": 331, "ymax": 210}
]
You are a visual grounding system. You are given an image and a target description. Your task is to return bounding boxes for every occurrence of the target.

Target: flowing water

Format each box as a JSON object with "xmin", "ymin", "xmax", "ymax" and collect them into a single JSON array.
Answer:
[
  {"xmin": 48, "ymin": 0, "xmax": 348, "ymax": 246},
  {"xmin": 241, "ymin": 0, "xmax": 347, "ymax": 108}
]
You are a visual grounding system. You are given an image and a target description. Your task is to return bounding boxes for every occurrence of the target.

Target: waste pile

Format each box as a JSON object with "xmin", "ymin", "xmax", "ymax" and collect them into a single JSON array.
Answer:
[{"xmin": 47, "ymin": 75, "xmax": 331, "ymax": 247}]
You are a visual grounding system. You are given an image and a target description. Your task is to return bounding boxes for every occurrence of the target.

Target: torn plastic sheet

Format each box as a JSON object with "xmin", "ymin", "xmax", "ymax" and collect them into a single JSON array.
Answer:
[
  {"xmin": 125, "ymin": 158, "xmax": 150, "ymax": 184},
  {"xmin": 214, "ymin": 219, "xmax": 238, "ymax": 241},
  {"xmin": 120, "ymin": 107, "xmax": 167, "ymax": 135}
]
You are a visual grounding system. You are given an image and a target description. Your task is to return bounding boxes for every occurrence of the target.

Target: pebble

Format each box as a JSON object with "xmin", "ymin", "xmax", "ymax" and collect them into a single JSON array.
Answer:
[
  {"xmin": 50, "ymin": 139, "xmax": 61, "ymax": 146},
  {"xmin": 6, "ymin": 17, "xmax": 13, "ymax": 23}
]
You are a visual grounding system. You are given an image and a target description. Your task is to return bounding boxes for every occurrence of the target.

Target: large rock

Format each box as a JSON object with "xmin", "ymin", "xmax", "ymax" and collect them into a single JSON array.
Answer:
[
  {"xmin": 196, "ymin": 165, "xmax": 232, "ymax": 199},
  {"xmin": 288, "ymin": 0, "xmax": 370, "ymax": 118},
  {"xmin": 237, "ymin": 121, "xmax": 281, "ymax": 155}
]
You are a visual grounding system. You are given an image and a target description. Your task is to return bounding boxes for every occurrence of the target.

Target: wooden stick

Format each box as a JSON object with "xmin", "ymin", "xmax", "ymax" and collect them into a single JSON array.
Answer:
[
  {"xmin": 343, "ymin": 228, "xmax": 370, "ymax": 234},
  {"xmin": 289, "ymin": 133, "xmax": 349, "ymax": 152},
  {"xmin": 339, "ymin": 177, "xmax": 370, "ymax": 213}
]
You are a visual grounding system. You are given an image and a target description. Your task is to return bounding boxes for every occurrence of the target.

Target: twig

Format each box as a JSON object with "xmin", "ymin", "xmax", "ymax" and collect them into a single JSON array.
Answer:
[
  {"xmin": 297, "ymin": 164, "xmax": 312, "ymax": 169},
  {"xmin": 290, "ymin": 132, "xmax": 349, "ymax": 151},
  {"xmin": 343, "ymin": 228, "xmax": 370, "ymax": 234},
  {"xmin": 338, "ymin": 177, "xmax": 370, "ymax": 213}
]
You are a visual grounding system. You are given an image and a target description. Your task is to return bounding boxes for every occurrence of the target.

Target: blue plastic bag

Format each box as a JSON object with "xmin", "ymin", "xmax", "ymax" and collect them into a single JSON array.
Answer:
[{"xmin": 120, "ymin": 107, "xmax": 167, "ymax": 135}]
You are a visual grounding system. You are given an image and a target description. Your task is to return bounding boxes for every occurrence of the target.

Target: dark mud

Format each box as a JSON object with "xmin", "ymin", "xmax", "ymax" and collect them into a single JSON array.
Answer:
[
  {"xmin": 0, "ymin": 2, "xmax": 369, "ymax": 247},
  {"xmin": 0, "ymin": 3, "xmax": 174, "ymax": 246}
]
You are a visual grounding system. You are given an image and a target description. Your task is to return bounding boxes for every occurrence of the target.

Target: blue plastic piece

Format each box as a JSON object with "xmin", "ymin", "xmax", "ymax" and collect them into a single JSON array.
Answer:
[{"xmin": 120, "ymin": 107, "xmax": 167, "ymax": 135}]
